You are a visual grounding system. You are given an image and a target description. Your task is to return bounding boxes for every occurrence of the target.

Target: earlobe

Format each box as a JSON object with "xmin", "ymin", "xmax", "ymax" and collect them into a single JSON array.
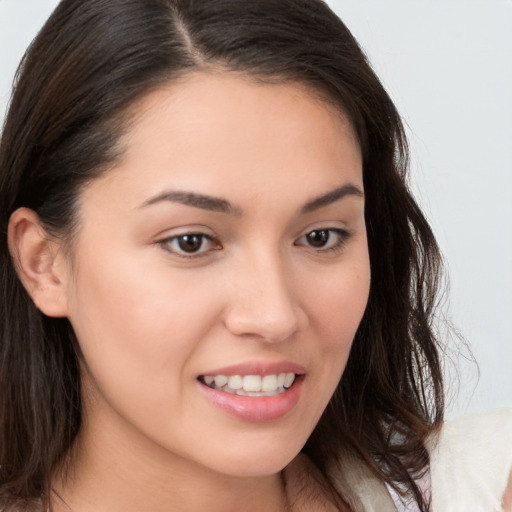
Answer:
[{"xmin": 8, "ymin": 207, "xmax": 70, "ymax": 318}]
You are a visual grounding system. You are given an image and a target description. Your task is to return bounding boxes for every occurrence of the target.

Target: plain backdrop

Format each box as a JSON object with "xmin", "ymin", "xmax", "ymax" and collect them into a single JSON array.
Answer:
[{"xmin": 1, "ymin": 0, "xmax": 511, "ymax": 417}]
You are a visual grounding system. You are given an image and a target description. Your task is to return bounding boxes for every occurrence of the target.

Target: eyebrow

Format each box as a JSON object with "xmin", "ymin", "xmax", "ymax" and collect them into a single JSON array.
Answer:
[
  {"xmin": 141, "ymin": 190, "xmax": 242, "ymax": 215},
  {"xmin": 140, "ymin": 183, "xmax": 363, "ymax": 215},
  {"xmin": 300, "ymin": 183, "xmax": 364, "ymax": 214}
]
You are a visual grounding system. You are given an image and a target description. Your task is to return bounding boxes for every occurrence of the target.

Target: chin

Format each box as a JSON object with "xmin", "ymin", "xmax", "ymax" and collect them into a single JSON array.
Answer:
[{"xmin": 197, "ymin": 435, "xmax": 306, "ymax": 478}]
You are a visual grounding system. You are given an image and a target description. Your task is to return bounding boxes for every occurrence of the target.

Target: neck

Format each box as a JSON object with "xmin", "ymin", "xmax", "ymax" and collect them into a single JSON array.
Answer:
[{"xmin": 51, "ymin": 414, "xmax": 290, "ymax": 512}]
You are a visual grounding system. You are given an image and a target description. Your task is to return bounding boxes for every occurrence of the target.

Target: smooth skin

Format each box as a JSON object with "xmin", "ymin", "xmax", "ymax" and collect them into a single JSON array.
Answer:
[{"xmin": 9, "ymin": 73, "xmax": 370, "ymax": 512}]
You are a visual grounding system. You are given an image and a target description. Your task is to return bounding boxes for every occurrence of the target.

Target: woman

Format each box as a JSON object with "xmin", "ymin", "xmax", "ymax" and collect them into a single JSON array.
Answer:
[{"xmin": 0, "ymin": 1, "xmax": 511, "ymax": 511}]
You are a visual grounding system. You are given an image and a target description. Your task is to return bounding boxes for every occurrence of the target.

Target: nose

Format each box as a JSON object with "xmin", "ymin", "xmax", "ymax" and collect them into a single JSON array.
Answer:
[{"xmin": 223, "ymin": 251, "xmax": 307, "ymax": 343}]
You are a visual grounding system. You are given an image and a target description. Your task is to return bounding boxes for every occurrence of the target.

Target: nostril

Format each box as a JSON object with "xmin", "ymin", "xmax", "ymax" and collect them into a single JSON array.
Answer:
[{"xmin": 223, "ymin": 307, "xmax": 301, "ymax": 343}]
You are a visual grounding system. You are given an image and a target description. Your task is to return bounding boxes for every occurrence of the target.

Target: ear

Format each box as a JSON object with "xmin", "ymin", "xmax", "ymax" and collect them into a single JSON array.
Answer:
[{"xmin": 8, "ymin": 207, "xmax": 70, "ymax": 317}]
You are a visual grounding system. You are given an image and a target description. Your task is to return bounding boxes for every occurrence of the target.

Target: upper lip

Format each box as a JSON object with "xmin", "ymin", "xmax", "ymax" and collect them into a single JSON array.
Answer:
[{"xmin": 200, "ymin": 361, "xmax": 306, "ymax": 377}]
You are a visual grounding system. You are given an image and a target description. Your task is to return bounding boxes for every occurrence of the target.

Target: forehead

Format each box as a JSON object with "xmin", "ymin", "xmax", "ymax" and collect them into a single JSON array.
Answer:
[{"xmin": 85, "ymin": 72, "xmax": 363, "ymax": 210}]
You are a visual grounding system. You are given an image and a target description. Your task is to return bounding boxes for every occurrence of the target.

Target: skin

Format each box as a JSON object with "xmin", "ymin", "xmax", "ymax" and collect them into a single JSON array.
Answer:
[
  {"xmin": 10, "ymin": 74, "xmax": 370, "ymax": 511},
  {"xmin": 504, "ymin": 470, "xmax": 512, "ymax": 511}
]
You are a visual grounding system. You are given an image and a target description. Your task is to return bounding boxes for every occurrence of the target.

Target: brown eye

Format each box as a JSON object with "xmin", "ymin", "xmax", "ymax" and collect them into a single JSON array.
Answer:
[
  {"xmin": 296, "ymin": 228, "xmax": 352, "ymax": 253},
  {"xmin": 177, "ymin": 234, "xmax": 204, "ymax": 253},
  {"xmin": 305, "ymin": 230, "xmax": 330, "ymax": 247},
  {"xmin": 160, "ymin": 233, "xmax": 220, "ymax": 257}
]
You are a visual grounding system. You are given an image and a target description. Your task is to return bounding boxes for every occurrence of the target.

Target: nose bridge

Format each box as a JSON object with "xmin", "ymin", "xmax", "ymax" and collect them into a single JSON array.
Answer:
[{"xmin": 224, "ymin": 245, "xmax": 303, "ymax": 342}]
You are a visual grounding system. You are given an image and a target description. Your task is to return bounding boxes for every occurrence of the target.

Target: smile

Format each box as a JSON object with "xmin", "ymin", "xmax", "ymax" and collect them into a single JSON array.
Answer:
[
  {"xmin": 199, "ymin": 373, "xmax": 296, "ymax": 396},
  {"xmin": 197, "ymin": 362, "xmax": 305, "ymax": 421}
]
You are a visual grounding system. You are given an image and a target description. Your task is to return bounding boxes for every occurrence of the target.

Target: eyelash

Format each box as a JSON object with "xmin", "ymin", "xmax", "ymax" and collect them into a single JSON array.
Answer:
[
  {"xmin": 158, "ymin": 228, "xmax": 352, "ymax": 259},
  {"xmin": 294, "ymin": 228, "xmax": 352, "ymax": 254},
  {"xmin": 158, "ymin": 232, "xmax": 220, "ymax": 259}
]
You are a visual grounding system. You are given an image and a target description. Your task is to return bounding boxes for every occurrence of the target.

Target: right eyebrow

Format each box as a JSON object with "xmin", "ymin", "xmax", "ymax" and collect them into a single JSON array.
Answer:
[{"xmin": 139, "ymin": 190, "xmax": 243, "ymax": 216}]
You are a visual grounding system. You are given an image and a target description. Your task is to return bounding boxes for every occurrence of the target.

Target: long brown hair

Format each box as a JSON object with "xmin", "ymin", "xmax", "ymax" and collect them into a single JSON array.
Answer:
[{"xmin": 0, "ymin": 1, "xmax": 444, "ymax": 510}]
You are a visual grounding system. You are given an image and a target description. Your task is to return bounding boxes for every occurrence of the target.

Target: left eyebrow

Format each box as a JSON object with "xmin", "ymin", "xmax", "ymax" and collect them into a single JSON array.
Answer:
[{"xmin": 300, "ymin": 183, "xmax": 364, "ymax": 214}]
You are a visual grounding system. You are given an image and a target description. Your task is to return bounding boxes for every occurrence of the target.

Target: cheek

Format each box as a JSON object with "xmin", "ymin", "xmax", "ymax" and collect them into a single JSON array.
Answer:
[
  {"xmin": 289, "ymin": 256, "xmax": 370, "ymax": 442},
  {"xmin": 306, "ymin": 258, "xmax": 371, "ymax": 349},
  {"xmin": 65, "ymin": 249, "xmax": 223, "ymax": 387},
  {"xmin": 66, "ymin": 253, "xmax": 230, "ymax": 440},
  {"xmin": 301, "ymin": 254, "xmax": 371, "ymax": 400}
]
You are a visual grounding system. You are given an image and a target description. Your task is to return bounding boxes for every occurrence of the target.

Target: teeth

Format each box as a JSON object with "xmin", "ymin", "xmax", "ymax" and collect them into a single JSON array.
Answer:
[
  {"xmin": 228, "ymin": 375, "xmax": 243, "ymax": 390},
  {"xmin": 284, "ymin": 373, "xmax": 295, "ymax": 388},
  {"xmin": 242, "ymin": 375, "xmax": 261, "ymax": 392},
  {"xmin": 214, "ymin": 375, "xmax": 228, "ymax": 387},
  {"xmin": 201, "ymin": 372, "xmax": 296, "ymax": 396},
  {"xmin": 261, "ymin": 374, "xmax": 278, "ymax": 391}
]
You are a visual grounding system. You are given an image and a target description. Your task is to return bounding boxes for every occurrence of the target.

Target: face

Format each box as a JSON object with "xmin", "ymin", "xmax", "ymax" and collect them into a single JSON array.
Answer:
[{"xmin": 61, "ymin": 73, "xmax": 370, "ymax": 478}]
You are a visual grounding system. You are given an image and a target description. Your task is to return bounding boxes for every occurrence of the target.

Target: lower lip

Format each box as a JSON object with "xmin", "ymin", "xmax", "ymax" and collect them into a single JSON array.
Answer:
[{"xmin": 198, "ymin": 376, "xmax": 304, "ymax": 422}]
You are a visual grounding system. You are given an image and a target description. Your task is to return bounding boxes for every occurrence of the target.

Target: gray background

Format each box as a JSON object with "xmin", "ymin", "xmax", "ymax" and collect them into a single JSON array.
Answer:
[{"xmin": 1, "ymin": 0, "xmax": 511, "ymax": 417}]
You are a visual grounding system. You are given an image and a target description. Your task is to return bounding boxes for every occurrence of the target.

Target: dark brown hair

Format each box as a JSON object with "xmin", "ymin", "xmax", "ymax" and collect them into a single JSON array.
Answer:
[{"xmin": 0, "ymin": 1, "xmax": 444, "ymax": 510}]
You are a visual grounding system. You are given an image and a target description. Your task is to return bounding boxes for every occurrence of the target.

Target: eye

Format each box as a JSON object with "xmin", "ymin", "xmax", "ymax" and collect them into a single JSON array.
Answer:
[
  {"xmin": 296, "ymin": 228, "xmax": 351, "ymax": 252},
  {"xmin": 159, "ymin": 233, "xmax": 220, "ymax": 258}
]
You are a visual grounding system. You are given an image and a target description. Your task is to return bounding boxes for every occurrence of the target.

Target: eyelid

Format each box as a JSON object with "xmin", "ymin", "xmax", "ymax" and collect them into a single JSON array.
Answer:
[
  {"xmin": 294, "ymin": 227, "xmax": 353, "ymax": 254},
  {"xmin": 154, "ymin": 224, "xmax": 353, "ymax": 260},
  {"xmin": 156, "ymin": 230, "xmax": 222, "ymax": 259}
]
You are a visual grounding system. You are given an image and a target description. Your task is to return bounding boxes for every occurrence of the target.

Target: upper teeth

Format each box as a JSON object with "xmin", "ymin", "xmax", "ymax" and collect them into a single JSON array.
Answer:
[{"xmin": 202, "ymin": 373, "xmax": 296, "ymax": 396}]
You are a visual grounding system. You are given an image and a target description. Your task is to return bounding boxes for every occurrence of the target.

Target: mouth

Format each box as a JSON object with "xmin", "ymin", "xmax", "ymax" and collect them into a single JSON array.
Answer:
[
  {"xmin": 198, "ymin": 372, "xmax": 297, "ymax": 397},
  {"xmin": 197, "ymin": 364, "xmax": 305, "ymax": 421}
]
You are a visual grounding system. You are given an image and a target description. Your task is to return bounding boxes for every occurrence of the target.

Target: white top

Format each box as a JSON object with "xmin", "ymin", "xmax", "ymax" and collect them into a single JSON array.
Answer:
[
  {"xmin": 285, "ymin": 409, "xmax": 512, "ymax": 512},
  {"xmin": 429, "ymin": 408, "xmax": 512, "ymax": 512}
]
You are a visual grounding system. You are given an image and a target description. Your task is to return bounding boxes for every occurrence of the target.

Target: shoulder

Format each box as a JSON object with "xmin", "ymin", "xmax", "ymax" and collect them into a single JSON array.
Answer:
[{"xmin": 429, "ymin": 409, "xmax": 512, "ymax": 512}]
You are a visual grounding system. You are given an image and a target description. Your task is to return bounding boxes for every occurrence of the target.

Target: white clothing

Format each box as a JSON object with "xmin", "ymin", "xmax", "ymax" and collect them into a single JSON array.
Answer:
[
  {"xmin": 285, "ymin": 409, "xmax": 512, "ymax": 512},
  {"xmin": 429, "ymin": 409, "xmax": 512, "ymax": 512}
]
